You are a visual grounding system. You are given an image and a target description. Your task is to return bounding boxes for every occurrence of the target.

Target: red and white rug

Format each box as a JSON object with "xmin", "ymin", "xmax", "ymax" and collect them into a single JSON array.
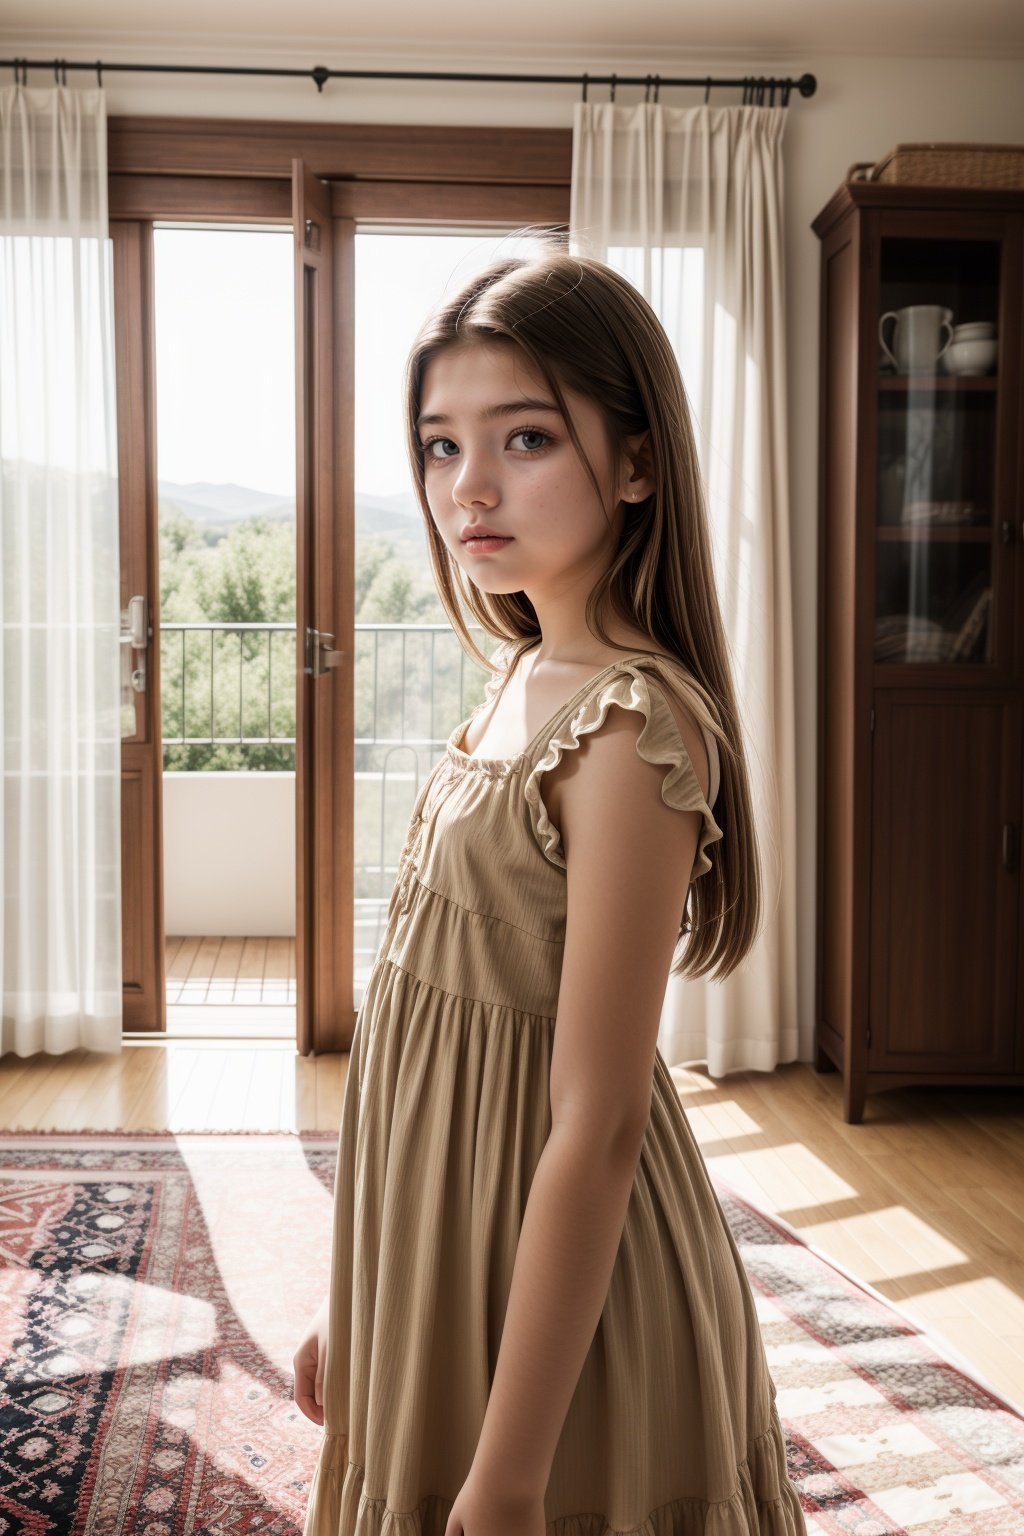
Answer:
[{"xmin": 0, "ymin": 1130, "xmax": 1021, "ymax": 1534}]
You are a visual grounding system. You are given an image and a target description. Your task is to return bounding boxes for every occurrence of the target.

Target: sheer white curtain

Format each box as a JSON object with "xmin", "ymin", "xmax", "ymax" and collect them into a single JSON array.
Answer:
[
  {"xmin": 1, "ymin": 85, "xmax": 123, "ymax": 1057},
  {"xmin": 570, "ymin": 102, "xmax": 798, "ymax": 1077}
]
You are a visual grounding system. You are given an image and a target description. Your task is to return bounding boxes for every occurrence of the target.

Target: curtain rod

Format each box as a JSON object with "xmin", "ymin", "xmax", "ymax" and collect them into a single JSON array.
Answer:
[{"xmin": 2, "ymin": 57, "xmax": 816, "ymax": 104}]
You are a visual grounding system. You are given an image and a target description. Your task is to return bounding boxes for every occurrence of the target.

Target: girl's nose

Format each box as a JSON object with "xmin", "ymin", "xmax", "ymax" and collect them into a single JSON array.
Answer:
[{"xmin": 452, "ymin": 460, "xmax": 499, "ymax": 507}]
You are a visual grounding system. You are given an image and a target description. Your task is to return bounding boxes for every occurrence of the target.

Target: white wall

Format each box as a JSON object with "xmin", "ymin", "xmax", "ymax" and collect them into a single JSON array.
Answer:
[
  {"xmin": 163, "ymin": 772, "xmax": 295, "ymax": 936},
  {"xmin": 7, "ymin": 33, "xmax": 1023, "ymax": 1058}
]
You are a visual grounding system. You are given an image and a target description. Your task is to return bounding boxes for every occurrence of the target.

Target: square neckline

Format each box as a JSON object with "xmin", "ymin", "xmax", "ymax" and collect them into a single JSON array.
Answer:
[{"xmin": 446, "ymin": 650, "xmax": 679, "ymax": 769}]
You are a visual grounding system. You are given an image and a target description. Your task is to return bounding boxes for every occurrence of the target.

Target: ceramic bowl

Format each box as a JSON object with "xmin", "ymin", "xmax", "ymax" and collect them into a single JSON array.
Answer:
[
  {"xmin": 951, "ymin": 321, "xmax": 996, "ymax": 342},
  {"xmin": 943, "ymin": 338, "xmax": 998, "ymax": 375}
]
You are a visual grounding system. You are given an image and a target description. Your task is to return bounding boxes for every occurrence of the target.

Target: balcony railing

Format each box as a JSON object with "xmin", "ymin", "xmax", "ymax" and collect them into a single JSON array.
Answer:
[
  {"xmin": 162, "ymin": 621, "xmax": 296, "ymax": 747},
  {"xmin": 159, "ymin": 620, "xmax": 491, "ymax": 752},
  {"xmin": 160, "ymin": 623, "xmax": 494, "ymax": 957}
]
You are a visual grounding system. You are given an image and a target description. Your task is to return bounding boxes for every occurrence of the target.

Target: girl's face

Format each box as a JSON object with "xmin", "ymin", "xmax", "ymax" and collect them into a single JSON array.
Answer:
[{"xmin": 416, "ymin": 341, "xmax": 651, "ymax": 599}]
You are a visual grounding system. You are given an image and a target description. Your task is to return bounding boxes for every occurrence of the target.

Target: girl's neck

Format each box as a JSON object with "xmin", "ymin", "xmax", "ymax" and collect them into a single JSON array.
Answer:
[{"xmin": 527, "ymin": 628, "xmax": 657, "ymax": 668}]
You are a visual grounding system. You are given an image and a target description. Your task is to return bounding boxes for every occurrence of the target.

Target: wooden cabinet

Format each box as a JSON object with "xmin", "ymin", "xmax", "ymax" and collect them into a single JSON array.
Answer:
[{"xmin": 811, "ymin": 177, "xmax": 1024, "ymax": 1123}]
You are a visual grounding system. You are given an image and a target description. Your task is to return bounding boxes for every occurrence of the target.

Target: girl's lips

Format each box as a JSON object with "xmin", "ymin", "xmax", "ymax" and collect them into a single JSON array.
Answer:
[{"xmin": 463, "ymin": 536, "xmax": 513, "ymax": 551}]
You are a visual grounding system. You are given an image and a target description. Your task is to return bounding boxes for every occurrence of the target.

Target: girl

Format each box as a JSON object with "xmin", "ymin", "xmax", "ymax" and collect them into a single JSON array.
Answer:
[{"xmin": 294, "ymin": 234, "xmax": 806, "ymax": 1536}]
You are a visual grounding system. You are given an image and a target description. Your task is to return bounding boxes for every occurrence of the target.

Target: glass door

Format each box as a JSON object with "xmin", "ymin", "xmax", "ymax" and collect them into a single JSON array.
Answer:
[
  {"xmin": 152, "ymin": 223, "xmax": 297, "ymax": 1038},
  {"xmin": 350, "ymin": 229, "xmax": 543, "ymax": 1003},
  {"xmin": 872, "ymin": 223, "xmax": 1015, "ymax": 673}
]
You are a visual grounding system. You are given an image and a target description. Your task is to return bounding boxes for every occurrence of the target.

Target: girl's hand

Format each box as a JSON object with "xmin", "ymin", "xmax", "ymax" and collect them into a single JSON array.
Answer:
[
  {"xmin": 292, "ymin": 1296, "xmax": 330, "ymax": 1426},
  {"xmin": 444, "ymin": 1471, "xmax": 547, "ymax": 1536}
]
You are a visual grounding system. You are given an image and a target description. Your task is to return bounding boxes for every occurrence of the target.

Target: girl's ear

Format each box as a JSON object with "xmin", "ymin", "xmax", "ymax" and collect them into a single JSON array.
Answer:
[{"xmin": 619, "ymin": 430, "xmax": 656, "ymax": 501}]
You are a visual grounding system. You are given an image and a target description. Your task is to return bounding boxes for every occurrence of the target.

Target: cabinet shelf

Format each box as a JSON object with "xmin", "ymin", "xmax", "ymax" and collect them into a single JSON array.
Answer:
[
  {"xmin": 878, "ymin": 374, "xmax": 998, "ymax": 391},
  {"xmin": 876, "ymin": 525, "xmax": 991, "ymax": 541}
]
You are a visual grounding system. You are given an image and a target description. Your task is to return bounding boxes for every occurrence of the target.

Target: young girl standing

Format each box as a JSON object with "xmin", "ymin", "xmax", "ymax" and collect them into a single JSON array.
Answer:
[{"xmin": 294, "ymin": 236, "xmax": 806, "ymax": 1536}]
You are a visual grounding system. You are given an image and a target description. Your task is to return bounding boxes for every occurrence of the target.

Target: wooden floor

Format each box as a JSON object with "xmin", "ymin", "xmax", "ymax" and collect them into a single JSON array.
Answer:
[
  {"xmin": 166, "ymin": 935, "xmax": 296, "ymax": 1004},
  {"xmin": 1, "ymin": 1043, "xmax": 1022, "ymax": 1416}
]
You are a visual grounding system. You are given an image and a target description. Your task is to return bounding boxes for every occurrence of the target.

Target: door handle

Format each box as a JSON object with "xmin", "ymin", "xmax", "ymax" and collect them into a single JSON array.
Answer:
[
  {"xmin": 304, "ymin": 627, "xmax": 347, "ymax": 678},
  {"xmin": 120, "ymin": 594, "xmax": 149, "ymax": 693}
]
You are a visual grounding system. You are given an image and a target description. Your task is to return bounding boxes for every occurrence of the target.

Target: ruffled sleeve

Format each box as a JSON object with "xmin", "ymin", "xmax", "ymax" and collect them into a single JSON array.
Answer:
[{"xmin": 522, "ymin": 664, "xmax": 724, "ymax": 883}]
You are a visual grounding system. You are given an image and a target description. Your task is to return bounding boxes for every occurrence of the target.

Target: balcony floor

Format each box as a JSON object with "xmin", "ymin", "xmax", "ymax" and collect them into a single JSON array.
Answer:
[{"xmin": 166, "ymin": 935, "xmax": 295, "ymax": 1038}]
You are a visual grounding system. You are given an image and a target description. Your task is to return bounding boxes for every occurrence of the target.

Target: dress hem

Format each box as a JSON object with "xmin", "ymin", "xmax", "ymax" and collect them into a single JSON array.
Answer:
[{"xmin": 302, "ymin": 1415, "xmax": 805, "ymax": 1536}]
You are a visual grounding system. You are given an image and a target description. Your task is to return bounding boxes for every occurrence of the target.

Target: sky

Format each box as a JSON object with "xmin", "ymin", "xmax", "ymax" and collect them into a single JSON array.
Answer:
[
  {"xmin": 152, "ymin": 226, "xmax": 550, "ymax": 501},
  {"xmin": 2, "ymin": 226, "xmax": 703, "ymax": 492}
]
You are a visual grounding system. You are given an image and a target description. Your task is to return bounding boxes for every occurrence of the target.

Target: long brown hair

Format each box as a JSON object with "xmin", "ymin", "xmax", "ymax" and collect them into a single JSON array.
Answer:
[{"xmin": 402, "ymin": 230, "xmax": 769, "ymax": 981}]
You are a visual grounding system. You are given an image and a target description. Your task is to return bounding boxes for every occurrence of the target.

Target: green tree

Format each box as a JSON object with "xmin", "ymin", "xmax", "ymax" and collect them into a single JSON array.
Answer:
[
  {"xmin": 159, "ymin": 503, "xmax": 209, "ymax": 621},
  {"xmin": 196, "ymin": 515, "xmax": 295, "ymax": 622},
  {"xmin": 162, "ymin": 512, "xmax": 296, "ymax": 773},
  {"xmin": 160, "ymin": 509, "xmax": 478, "ymax": 777}
]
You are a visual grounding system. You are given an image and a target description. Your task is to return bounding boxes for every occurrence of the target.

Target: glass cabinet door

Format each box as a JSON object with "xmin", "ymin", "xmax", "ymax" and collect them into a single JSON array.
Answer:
[{"xmin": 873, "ymin": 232, "xmax": 1005, "ymax": 668}]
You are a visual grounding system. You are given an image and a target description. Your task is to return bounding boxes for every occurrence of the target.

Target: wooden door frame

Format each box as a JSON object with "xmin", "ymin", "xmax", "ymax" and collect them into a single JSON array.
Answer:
[
  {"xmin": 112, "ymin": 113, "xmax": 571, "ymax": 1047},
  {"xmin": 107, "ymin": 114, "xmax": 572, "ymax": 188},
  {"xmin": 115, "ymin": 219, "xmax": 165, "ymax": 1032},
  {"xmin": 293, "ymin": 161, "xmax": 348, "ymax": 1058}
]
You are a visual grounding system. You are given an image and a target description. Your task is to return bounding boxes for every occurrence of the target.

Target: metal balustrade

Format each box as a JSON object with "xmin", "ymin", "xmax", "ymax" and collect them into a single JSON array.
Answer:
[
  {"xmin": 160, "ymin": 622, "xmax": 491, "ymax": 972},
  {"xmin": 159, "ymin": 620, "xmax": 488, "ymax": 751}
]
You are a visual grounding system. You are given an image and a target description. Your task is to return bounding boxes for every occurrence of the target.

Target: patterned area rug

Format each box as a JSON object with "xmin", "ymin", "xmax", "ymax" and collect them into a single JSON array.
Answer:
[{"xmin": 0, "ymin": 1130, "xmax": 1022, "ymax": 1535}]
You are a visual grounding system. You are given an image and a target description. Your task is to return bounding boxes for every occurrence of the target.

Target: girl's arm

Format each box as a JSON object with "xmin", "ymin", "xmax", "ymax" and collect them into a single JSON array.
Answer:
[{"xmin": 468, "ymin": 696, "xmax": 708, "ymax": 1501}]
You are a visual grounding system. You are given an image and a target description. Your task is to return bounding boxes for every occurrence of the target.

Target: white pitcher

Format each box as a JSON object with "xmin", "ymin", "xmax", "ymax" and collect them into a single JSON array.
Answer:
[{"xmin": 879, "ymin": 304, "xmax": 954, "ymax": 374}]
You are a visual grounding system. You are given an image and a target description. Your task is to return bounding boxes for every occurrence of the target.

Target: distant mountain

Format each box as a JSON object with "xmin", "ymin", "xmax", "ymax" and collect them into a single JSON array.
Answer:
[
  {"xmin": 354, "ymin": 488, "xmax": 428, "ymax": 544},
  {"xmin": 158, "ymin": 480, "xmax": 293, "ymax": 529},
  {"xmin": 157, "ymin": 479, "xmax": 427, "ymax": 549}
]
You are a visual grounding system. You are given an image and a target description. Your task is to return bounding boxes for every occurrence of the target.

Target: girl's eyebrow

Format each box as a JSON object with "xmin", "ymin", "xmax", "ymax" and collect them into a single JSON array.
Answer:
[{"xmin": 416, "ymin": 397, "xmax": 561, "ymax": 429}]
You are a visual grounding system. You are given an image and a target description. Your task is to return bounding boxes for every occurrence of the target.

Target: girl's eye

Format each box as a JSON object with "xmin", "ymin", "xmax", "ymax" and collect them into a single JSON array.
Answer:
[
  {"xmin": 420, "ymin": 427, "xmax": 552, "ymax": 462},
  {"xmin": 509, "ymin": 428, "xmax": 551, "ymax": 454}
]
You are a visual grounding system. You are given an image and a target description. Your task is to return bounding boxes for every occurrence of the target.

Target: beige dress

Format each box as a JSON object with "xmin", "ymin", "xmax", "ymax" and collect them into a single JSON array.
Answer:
[{"xmin": 303, "ymin": 648, "xmax": 806, "ymax": 1536}]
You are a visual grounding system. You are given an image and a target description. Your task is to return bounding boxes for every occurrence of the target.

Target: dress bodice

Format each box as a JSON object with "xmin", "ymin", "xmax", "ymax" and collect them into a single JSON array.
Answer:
[{"xmin": 381, "ymin": 650, "xmax": 725, "ymax": 1019}]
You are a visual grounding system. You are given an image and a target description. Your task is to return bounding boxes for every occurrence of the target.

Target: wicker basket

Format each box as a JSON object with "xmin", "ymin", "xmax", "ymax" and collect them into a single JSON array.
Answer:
[{"xmin": 847, "ymin": 143, "xmax": 1024, "ymax": 190}]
